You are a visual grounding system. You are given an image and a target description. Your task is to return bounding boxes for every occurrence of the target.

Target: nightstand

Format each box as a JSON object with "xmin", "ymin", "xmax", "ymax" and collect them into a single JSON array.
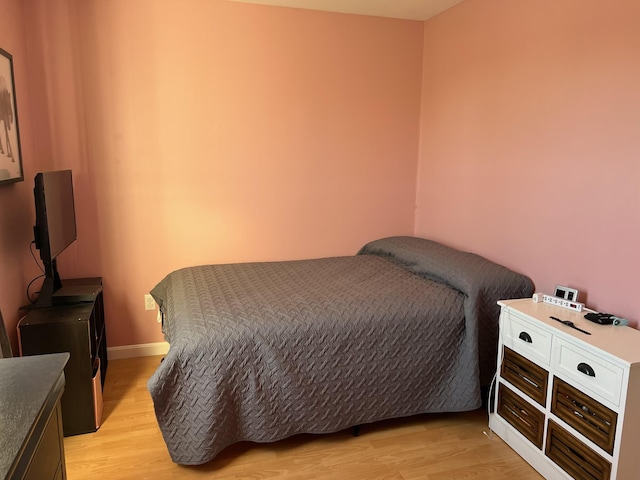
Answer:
[{"xmin": 489, "ymin": 299, "xmax": 640, "ymax": 480}]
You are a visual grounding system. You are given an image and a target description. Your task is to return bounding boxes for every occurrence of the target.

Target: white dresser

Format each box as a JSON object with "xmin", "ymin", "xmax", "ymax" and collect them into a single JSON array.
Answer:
[{"xmin": 489, "ymin": 299, "xmax": 640, "ymax": 480}]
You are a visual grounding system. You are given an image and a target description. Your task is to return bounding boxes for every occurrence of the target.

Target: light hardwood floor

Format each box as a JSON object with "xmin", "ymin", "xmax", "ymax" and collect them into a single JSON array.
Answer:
[{"xmin": 64, "ymin": 356, "xmax": 542, "ymax": 479}]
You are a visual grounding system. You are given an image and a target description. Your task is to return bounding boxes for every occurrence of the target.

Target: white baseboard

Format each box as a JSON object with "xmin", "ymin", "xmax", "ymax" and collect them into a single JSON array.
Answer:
[{"xmin": 107, "ymin": 342, "xmax": 169, "ymax": 360}]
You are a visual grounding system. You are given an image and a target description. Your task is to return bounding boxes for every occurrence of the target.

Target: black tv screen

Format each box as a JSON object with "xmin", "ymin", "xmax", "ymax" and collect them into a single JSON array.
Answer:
[
  {"xmin": 33, "ymin": 170, "xmax": 77, "ymax": 306},
  {"xmin": 36, "ymin": 170, "xmax": 77, "ymax": 257}
]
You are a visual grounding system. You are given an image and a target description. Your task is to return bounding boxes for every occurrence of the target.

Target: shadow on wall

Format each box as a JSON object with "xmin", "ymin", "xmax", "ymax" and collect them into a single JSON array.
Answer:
[{"xmin": 1, "ymin": 309, "xmax": 13, "ymax": 358}]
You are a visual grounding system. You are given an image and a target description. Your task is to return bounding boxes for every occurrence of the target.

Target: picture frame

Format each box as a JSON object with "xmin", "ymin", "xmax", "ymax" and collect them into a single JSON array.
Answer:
[{"xmin": 0, "ymin": 47, "xmax": 23, "ymax": 185}]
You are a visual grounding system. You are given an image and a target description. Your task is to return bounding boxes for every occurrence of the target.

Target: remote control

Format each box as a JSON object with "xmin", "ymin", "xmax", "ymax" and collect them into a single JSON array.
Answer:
[{"xmin": 584, "ymin": 312, "xmax": 614, "ymax": 325}]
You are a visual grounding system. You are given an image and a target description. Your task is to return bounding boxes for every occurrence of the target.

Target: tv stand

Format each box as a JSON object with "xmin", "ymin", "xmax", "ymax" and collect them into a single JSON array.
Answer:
[{"xmin": 18, "ymin": 277, "xmax": 107, "ymax": 436}]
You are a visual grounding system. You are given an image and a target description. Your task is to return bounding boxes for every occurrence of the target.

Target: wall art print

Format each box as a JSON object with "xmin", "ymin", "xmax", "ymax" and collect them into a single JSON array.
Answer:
[{"xmin": 0, "ymin": 47, "xmax": 23, "ymax": 184}]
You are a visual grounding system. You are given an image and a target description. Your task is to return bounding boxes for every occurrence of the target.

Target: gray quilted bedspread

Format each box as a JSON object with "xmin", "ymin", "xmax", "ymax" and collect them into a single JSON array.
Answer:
[{"xmin": 148, "ymin": 236, "xmax": 533, "ymax": 465}]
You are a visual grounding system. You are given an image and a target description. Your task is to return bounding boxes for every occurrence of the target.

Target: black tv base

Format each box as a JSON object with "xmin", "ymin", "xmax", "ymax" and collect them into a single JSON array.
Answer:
[
  {"xmin": 53, "ymin": 282, "xmax": 101, "ymax": 305},
  {"xmin": 21, "ymin": 277, "xmax": 103, "ymax": 310}
]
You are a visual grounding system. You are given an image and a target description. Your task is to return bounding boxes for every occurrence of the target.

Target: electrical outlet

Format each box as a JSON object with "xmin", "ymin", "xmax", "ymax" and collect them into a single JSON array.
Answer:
[{"xmin": 144, "ymin": 294, "xmax": 156, "ymax": 310}]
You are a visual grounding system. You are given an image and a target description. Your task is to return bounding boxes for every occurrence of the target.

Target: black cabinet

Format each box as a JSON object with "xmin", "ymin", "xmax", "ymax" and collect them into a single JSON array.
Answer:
[{"xmin": 18, "ymin": 278, "xmax": 107, "ymax": 436}]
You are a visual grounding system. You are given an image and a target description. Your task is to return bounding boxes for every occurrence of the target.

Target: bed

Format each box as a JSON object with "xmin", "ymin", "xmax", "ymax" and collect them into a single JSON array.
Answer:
[{"xmin": 148, "ymin": 236, "xmax": 533, "ymax": 465}]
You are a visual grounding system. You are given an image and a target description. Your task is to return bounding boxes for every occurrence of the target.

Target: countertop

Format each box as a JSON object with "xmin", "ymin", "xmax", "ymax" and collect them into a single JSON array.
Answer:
[{"xmin": 0, "ymin": 353, "xmax": 69, "ymax": 479}]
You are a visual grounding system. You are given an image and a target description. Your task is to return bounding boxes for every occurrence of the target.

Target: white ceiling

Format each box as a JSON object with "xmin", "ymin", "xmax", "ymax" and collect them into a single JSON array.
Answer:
[{"xmin": 225, "ymin": 0, "xmax": 466, "ymax": 21}]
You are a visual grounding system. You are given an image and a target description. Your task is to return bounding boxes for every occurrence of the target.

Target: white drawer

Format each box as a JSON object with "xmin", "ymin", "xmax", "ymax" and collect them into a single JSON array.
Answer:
[
  {"xmin": 554, "ymin": 338, "xmax": 624, "ymax": 406},
  {"xmin": 502, "ymin": 310, "xmax": 552, "ymax": 367}
]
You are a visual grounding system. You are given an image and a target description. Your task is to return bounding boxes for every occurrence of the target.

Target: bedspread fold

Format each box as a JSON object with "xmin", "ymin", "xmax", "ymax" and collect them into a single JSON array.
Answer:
[{"xmin": 357, "ymin": 236, "xmax": 534, "ymax": 385}]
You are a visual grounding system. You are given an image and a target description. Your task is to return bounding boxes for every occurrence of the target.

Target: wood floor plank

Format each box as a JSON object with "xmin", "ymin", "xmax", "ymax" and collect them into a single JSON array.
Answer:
[{"xmin": 64, "ymin": 356, "xmax": 542, "ymax": 479}]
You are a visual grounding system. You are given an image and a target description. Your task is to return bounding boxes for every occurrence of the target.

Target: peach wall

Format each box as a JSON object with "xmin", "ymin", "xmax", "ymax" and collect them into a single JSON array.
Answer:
[
  {"xmin": 417, "ymin": 0, "xmax": 640, "ymax": 323},
  {"xmin": 0, "ymin": 0, "xmax": 41, "ymax": 352},
  {"xmin": 25, "ymin": 0, "xmax": 424, "ymax": 345}
]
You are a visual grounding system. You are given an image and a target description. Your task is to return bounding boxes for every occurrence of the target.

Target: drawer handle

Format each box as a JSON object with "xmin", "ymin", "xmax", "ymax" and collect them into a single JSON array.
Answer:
[
  {"xmin": 518, "ymin": 332, "xmax": 532, "ymax": 343},
  {"xmin": 577, "ymin": 362, "xmax": 596, "ymax": 377}
]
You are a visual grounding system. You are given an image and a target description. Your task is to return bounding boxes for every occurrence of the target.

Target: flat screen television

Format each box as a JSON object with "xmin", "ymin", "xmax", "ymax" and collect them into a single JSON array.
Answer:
[{"xmin": 33, "ymin": 170, "xmax": 77, "ymax": 307}]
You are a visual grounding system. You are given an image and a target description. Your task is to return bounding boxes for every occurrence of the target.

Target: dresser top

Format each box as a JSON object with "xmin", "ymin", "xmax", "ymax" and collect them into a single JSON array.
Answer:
[
  {"xmin": 0, "ymin": 353, "xmax": 69, "ymax": 479},
  {"xmin": 499, "ymin": 299, "xmax": 640, "ymax": 365}
]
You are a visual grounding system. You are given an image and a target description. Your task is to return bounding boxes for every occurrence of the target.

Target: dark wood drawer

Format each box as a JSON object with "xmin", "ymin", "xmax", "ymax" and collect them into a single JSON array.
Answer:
[
  {"xmin": 551, "ymin": 377, "xmax": 617, "ymax": 455},
  {"xmin": 546, "ymin": 420, "xmax": 611, "ymax": 480},
  {"xmin": 501, "ymin": 346, "xmax": 549, "ymax": 406},
  {"xmin": 24, "ymin": 403, "xmax": 65, "ymax": 480},
  {"xmin": 497, "ymin": 383, "xmax": 545, "ymax": 449}
]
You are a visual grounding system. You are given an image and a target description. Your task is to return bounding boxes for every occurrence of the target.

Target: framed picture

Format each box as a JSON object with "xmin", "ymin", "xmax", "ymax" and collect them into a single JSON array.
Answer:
[{"xmin": 0, "ymin": 47, "xmax": 23, "ymax": 184}]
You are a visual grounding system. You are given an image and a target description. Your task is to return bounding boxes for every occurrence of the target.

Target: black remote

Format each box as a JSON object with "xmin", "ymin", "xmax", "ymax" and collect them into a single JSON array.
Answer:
[{"xmin": 584, "ymin": 312, "xmax": 615, "ymax": 325}]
